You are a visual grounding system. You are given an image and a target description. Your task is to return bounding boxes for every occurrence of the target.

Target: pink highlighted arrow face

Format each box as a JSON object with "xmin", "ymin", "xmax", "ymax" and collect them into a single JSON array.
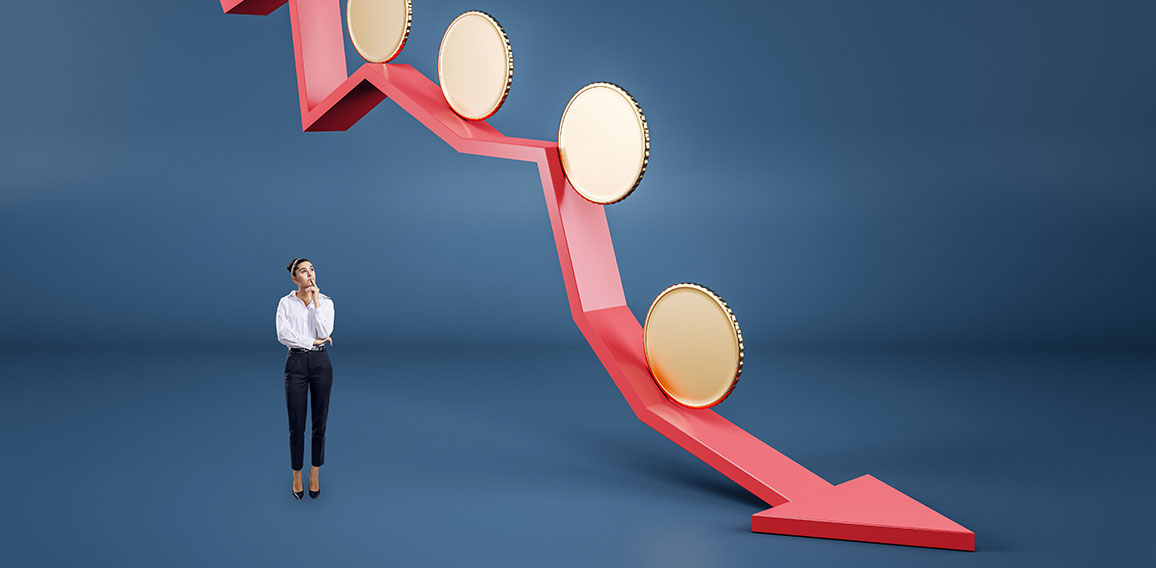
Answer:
[
  {"xmin": 219, "ymin": 0, "xmax": 973, "ymax": 550},
  {"xmin": 753, "ymin": 475, "xmax": 975, "ymax": 550}
]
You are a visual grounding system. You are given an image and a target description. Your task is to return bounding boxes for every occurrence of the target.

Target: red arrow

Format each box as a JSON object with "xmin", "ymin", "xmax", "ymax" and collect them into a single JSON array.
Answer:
[{"xmin": 219, "ymin": 0, "xmax": 974, "ymax": 550}]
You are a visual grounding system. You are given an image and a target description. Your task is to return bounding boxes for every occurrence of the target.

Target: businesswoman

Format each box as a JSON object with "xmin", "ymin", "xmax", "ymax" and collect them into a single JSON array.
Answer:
[{"xmin": 275, "ymin": 258, "xmax": 335, "ymax": 500}]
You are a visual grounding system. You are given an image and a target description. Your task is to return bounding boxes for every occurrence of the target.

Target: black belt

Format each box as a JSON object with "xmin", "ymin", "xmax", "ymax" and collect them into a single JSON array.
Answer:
[{"xmin": 289, "ymin": 345, "xmax": 325, "ymax": 352}]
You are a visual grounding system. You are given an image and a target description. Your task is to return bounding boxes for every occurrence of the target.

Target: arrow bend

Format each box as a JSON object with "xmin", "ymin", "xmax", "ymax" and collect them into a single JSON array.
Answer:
[{"xmin": 220, "ymin": 0, "xmax": 974, "ymax": 550}]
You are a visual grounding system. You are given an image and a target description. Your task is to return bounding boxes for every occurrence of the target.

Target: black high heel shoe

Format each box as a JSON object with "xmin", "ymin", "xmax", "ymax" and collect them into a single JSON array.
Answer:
[
  {"xmin": 309, "ymin": 478, "xmax": 320, "ymax": 499},
  {"xmin": 292, "ymin": 479, "xmax": 304, "ymax": 500}
]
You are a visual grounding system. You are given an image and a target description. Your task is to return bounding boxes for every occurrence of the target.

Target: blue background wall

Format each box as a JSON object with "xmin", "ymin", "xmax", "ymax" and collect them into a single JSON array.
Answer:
[
  {"xmin": 4, "ymin": 0, "xmax": 1153, "ymax": 349},
  {"xmin": 2, "ymin": 1, "xmax": 1154, "ymax": 566}
]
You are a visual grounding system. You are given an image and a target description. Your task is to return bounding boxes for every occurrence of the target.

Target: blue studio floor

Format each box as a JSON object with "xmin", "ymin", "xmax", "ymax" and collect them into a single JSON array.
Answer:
[{"xmin": 5, "ymin": 344, "xmax": 1153, "ymax": 566}]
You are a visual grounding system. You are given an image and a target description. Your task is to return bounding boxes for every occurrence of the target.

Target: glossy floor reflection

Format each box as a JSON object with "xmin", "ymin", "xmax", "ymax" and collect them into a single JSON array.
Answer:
[{"xmin": 4, "ymin": 345, "xmax": 1152, "ymax": 566}]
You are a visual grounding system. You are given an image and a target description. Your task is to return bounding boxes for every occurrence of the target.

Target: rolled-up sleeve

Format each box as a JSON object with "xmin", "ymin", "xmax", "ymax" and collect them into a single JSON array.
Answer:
[
  {"xmin": 276, "ymin": 300, "xmax": 315, "ymax": 349},
  {"xmin": 309, "ymin": 295, "xmax": 335, "ymax": 339}
]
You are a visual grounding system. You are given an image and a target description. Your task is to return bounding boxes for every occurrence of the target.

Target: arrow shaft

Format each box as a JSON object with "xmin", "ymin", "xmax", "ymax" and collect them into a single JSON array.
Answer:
[{"xmin": 220, "ymin": 0, "xmax": 854, "ymax": 509}]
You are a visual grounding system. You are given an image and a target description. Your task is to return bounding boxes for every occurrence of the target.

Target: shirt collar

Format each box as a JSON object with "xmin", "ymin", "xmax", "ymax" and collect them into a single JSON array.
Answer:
[{"xmin": 287, "ymin": 289, "xmax": 328, "ymax": 299}]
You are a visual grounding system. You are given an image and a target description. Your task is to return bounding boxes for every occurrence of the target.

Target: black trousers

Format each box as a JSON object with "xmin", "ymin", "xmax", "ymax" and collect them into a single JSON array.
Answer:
[{"xmin": 284, "ymin": 349, "xmax": 333, "ymax": 471}]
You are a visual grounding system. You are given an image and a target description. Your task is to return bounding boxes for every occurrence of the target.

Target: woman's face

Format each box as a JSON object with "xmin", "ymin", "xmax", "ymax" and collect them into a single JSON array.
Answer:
[{"xmin": 292, "ymin": 261, "xmax": 315, "ymax": 288}]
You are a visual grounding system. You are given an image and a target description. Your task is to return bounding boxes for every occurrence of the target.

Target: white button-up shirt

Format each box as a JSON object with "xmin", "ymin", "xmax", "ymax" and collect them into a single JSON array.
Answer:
[{"xmin": 276, "ymin": 289, "xmax": 335, "ymax": 350}]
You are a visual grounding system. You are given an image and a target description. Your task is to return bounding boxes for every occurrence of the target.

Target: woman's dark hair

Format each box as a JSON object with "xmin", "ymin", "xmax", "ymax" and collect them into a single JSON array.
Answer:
[{"xmin": 286, "ymin": 258, "xmax": 311, "ymax": 275}]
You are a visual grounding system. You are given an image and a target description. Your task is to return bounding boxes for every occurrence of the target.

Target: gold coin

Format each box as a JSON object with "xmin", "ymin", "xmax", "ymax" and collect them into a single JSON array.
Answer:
[
  {"xmin": 347, "ymin": 0, "xmax": 412, "ymax": 63},
  {"xmin": 557, "ymin": 83, "xmax": 650, "ymax": 204},
  {"xmin": 643, "ymin": 283, "xmax": 744, "ymax": 409},
  {"xmin": 437, "ymin": 11, "xmax": 513, "ymax": 120}
]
